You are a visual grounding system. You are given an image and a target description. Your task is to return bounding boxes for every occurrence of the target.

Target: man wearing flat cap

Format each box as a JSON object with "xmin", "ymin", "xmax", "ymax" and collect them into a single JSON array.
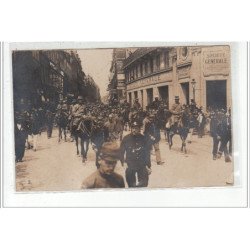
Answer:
[
  {"xmin": 81, "ymin": 142, "xmax": 125, "ymax": 189},
  {"xmin": 120, "ymin": 121, "xmax": 151, "ymax": 187}
]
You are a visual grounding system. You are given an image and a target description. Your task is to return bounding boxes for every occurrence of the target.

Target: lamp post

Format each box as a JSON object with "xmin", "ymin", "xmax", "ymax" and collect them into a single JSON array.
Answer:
[{"xmin": 191, "ymin": 79, "xmax": 196, "ymax": 102}]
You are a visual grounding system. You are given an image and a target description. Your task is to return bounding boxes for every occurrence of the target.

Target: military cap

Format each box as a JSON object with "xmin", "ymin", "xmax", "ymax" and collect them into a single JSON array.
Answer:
[{"xmin": 99, "ymin": 142, "xmax": 121, "ymax": 161}]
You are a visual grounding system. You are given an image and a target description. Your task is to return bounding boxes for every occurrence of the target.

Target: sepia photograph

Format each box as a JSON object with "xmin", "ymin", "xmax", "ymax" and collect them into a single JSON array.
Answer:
[{"xmin": 12, "ymin": 44, "xmax": 233, "ymax": 191}]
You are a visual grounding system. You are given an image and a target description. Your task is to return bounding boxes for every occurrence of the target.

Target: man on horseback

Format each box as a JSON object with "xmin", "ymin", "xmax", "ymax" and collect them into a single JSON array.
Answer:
[
  {"xmin": 170, "ymin": 96, "xmax": 182, "ymax": 131},
  {"xmin": 71, "ymin": 96, "xmax": 86, "ymax": 131}
]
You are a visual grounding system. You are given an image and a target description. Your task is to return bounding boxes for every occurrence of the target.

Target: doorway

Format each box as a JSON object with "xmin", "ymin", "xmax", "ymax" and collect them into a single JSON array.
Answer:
[
  {"xmin": 206, "ymin": 80, "xmax": 227, "ymax": 110},
  {"xmin": 181, "ymin": 82, "xmax": 189, "ymax": 105},
  {"xmin": 158, "ymin": 85, "xmax": 169, "ymax": 107},
  {"xmin": 146, "ymin": 88, "xmax": 153, "ymax": 106}
]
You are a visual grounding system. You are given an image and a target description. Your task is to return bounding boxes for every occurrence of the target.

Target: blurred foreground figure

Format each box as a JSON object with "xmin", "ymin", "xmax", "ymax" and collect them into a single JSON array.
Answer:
[{"xmin": 81, "ymin": 142, "xmax": 125, "ymax": 189}]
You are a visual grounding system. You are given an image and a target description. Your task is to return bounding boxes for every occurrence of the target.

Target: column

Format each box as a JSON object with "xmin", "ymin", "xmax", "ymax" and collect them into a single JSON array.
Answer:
[
  {"xmin": 143, "ymin": 89, "xmax": 147, "ymax": 110},
  {"xmin": 153, "ymin": 86, "xmax": 159, "ymax": 99}
]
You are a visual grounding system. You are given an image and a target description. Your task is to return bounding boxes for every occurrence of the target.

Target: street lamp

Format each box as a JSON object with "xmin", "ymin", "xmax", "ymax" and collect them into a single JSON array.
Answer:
[{"xmin": 191, "ymin": 79, "xmax": 196, "ymax": 102}]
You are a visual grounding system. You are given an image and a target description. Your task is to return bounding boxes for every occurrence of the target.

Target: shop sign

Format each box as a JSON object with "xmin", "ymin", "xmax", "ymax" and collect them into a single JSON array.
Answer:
[
  {"xmin": 203, "ymin": 47, "xmax": 230, "ymax": 76},
  {"xmin": 127, "ymin": 71, "xmax": 172, "ymax": 90}
]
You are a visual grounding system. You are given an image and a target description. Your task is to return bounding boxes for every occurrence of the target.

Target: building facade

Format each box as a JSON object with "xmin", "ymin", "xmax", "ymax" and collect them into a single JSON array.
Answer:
[
  {"xmin": 108, "ymin": 48, "xmax": 128, "ymax": 103},
  {"xmin": 123, "ymin": 45, "xmax": 231, "ymax": 111},
  {"xmin": 12, "ymin": 50, "xmax": 100, "ymax": 110}
]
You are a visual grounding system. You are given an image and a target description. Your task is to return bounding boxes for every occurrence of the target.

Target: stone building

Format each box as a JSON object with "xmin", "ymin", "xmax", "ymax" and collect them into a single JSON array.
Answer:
[
  {"xmin": 123, "ymin": 45, "xmax": 231, "ymax": 110},
  {"xmin": 108, "ymin": 48, "xmax": 127, "ymax": 104},
  {"xmin": 12, "ymin": 50, "xmax": 100, "ymax": 110}
]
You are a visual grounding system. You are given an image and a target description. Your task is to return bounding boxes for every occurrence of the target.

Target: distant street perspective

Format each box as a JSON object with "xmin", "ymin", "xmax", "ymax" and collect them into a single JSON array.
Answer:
[{"xmin": 13, "ymin": 46, "xmax": 233, "ymax": 191}]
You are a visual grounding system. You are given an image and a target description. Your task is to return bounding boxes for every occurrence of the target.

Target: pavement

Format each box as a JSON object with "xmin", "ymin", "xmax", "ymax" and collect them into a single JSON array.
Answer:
[{"xmin": 15, "ymin": 129, "xmax": 233, "ymax": 191}]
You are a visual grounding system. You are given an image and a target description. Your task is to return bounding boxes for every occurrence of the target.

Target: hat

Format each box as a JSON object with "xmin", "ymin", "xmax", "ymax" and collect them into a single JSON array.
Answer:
[
  {"xmin": 175, "ymin": 96, "xmax": 179, "ymax": 100},
  {"xmin": 131, "ymin": 121, "xmax": 140, "ymax": 128},
  {"xmin": 99, "ymin": 142, "xmax": 121, "ymax": 161},
  {"xmin": 77, "ymin": 96, "xmax": 84, "ymax": 100}
]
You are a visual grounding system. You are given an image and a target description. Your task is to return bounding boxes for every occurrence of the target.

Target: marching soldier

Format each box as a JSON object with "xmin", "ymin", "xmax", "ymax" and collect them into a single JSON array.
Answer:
[
  {"xmin": 81, "ymin": 142, "xmax": 125, "ymax": 189},
  {"xmin": 120, "ymin": 121, "xmax": 151, "ymax": 188}
]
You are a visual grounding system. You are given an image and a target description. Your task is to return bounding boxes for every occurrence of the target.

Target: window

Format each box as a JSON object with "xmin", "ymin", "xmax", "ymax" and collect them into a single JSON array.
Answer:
[
  {"xmin": 145, "ymin": 61, "xmax": 148, "ymax": 75},
  {"xmin": 156, "ymin": 54, "xmax": 160, "ymax": 71},
  {"xmin": 150, "ymin": 59, "xmax": 154, "ymax": 73},
  {"xmin": 140, "ymin": 63, "xmax": 143, "ymax": 77},
  {"xmin": 164, "ymin": 51, "xmax": 170, "ymax": 68}
]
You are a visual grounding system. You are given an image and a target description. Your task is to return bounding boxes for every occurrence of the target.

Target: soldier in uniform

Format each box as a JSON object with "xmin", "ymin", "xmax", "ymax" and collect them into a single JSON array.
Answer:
[
  {"xmin": 132, "ymin": 98, "xmax": 141, "ymax": 110},
  {"xmin": 120, "ymin": 121, "xmax": 151, "ymax": 188},
  {"xmin": 71, "ymin": 96, "xmax": 86, "ymax": 131},
  {"xmin": 81, "ymin": 142, "xmax": 125, "ymax": 189},
  {"xmin": 170, "ymin": 96, "xmax": 182, "ymax": 126}
]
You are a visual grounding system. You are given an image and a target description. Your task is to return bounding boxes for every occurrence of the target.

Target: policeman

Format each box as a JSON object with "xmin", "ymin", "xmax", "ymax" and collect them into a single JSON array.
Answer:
[
  {"xmin": 81, "ymin": 142, "xmax": 125, "ymax": 189},
  {"xmin": 120, "ymin": 121, "xmax": 151, "ymax": 188}
]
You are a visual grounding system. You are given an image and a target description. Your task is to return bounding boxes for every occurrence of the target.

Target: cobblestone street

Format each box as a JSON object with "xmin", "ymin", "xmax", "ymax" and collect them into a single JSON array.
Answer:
[{"xmin": 16, "ymin": 129, "xmax": 233, "ymax": 191}]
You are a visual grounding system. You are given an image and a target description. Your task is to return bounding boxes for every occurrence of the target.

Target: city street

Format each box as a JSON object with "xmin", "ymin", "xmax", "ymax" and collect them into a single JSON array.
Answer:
[{"xmin": 16, "ymin": 129, "xmax": 233, "ymax": 191}]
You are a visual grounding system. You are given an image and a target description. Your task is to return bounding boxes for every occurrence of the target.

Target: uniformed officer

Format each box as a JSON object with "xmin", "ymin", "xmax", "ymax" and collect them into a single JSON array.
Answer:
[
  {"xmin": 120, "ymin": 121, "xmax": 151, "ymax": 188},
  {"xmin": 170, "ymin": 96, "xmax": 182, "ymax": 124},
  {"xmin": 81, "ymin": 142, "xmax": 125, "ymax": 189},
  {"xmin": 71, "ymin": 96, "xmax": 86, "ymax": 130},
  {"xmin": 132, "ymin": 98, "xmax": 141, "ymax": 110}
]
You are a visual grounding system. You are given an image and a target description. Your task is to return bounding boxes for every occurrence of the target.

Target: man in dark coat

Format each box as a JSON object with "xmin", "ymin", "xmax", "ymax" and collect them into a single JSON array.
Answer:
[
  {"xmin": 15, "ymin": 115, "xmax": 28, "ymax": 162},
  {"xmin": 81, "ymin": 142, "xmax": 125, "ymax": 189},
  {"xmin": 210, "ymin": 111, "xmax": 221, "ymax": 160},
  {"xmin": 120, "ymin": 121, "xmax": 151, "ymax": 188},
  {"xmin": 143, "ymin": 113, "xmax": 164, "ymax": 165}
]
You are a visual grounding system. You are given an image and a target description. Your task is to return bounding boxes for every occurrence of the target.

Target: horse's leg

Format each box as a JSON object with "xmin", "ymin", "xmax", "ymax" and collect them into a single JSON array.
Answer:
[
  {"xmin": 80, "ymin": 138, "xmax": 85, "ymax": 163},
  {"xmin": 75, "ymin": 136, "xmax": 79, "ymax": 155},
  {"xmin": 169, "ymin": 132, "xmax": 173, "ymax": 150},
  {"xmin": 58, "ymin": 127, "xmax": 61, "ymax": 142},
  {"xmin": 85, "ymin": 139, "xmax": 90, "ymax": 160},
  {"xmin": 64, "ymin": 127, "xmax": 67, "ymax": 142}
]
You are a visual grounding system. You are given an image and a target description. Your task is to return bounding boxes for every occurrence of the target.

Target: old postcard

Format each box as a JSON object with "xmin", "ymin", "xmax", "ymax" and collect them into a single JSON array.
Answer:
[{"xmin": 12, "ymin": 44, "xmax": 233, "ymax": 191}]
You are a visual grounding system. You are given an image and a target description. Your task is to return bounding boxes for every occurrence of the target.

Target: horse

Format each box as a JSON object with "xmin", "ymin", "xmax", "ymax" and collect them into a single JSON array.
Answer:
[
  {"xmin": 71, "ymin": 116, "xmax": 94, "ymax": 163},
  {"xmin": 166, "ymin": 108, "xmax": 190, "ymax": 153},
  {"xmin": 55, "ymin": 110, "xmax": 69, "ymax": 142}
]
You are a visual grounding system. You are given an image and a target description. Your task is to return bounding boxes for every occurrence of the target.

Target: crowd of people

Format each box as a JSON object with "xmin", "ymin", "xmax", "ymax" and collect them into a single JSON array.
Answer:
[{"xmin": 14, "ymin": 95, "xmax": 232, "ymax": 188}]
